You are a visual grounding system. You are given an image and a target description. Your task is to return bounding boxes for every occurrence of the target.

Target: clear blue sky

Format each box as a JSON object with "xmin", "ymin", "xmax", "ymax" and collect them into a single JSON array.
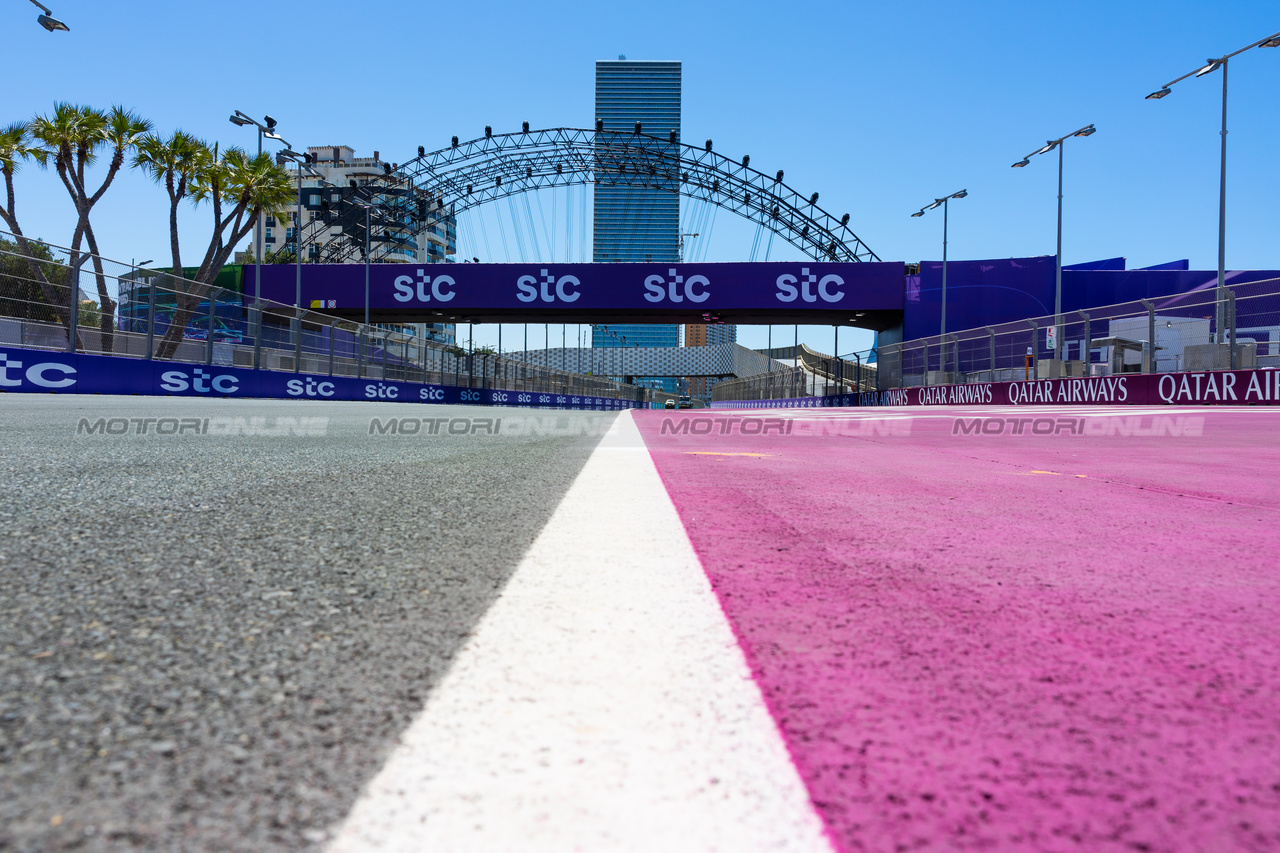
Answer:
[{"xmin": 5, "ymin": 0, "xmax": 1277, "ymax": 355}]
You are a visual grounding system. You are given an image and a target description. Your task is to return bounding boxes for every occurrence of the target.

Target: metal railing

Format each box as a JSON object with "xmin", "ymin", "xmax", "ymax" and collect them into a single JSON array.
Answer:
[
  {"xmin": 0, "ymin": 231, "xmax": 645, "ymax": 403},
  {"xmin": 871, "ymin": 277, "xmax": 1280, "ymax": 391},
  {"xmin": 711, "ymin": 344, "xmax": 877, "ymax": 402},
  {"xmin": 711, "ymin": 278, "xmax": 1280, "ymax": 403}
]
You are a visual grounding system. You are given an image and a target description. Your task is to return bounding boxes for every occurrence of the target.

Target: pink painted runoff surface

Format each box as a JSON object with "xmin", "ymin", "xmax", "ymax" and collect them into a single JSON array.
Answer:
[{"xmin": 634, "ymin": 406, "xmax": 1280, "ymax": 853}]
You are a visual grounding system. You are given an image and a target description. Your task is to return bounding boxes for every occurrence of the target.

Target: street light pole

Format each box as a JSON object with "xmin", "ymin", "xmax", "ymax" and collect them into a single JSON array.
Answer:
[
  {"xmin": 345, "ymin": 192, "xmax": 376, "ymax": 376},
  {"xmin": 364, "ymin": 204, "xmax": 370, "ymax": 328},
  {"xmin": 229, "ymin": 111, "xmax": 288, "ymax": 368},
  {"xmin": 1012, "ymin": 124, "xmax": 1096, "ymax": 363},
  {"xmin": 912, "ymin": 189, "xmax": 967, "ymax": 376},
  {"xmin": 1146, "ymin": 31, "xmax": 1280, "ymax": 345},
  {"xmin": 27, "ymin": 0, "xmax": 69, "ymax": 31},
  {"xmin": 1056, "ymin": 141, "xmax": 1064, "ymax": 357},
  {"xmin": 276, "ymin": 149, "xmax": 315, "ymax": 372},
  {"xmin": 1218, "ymin": 60, "xmax": 1228, "ymax": 316}
]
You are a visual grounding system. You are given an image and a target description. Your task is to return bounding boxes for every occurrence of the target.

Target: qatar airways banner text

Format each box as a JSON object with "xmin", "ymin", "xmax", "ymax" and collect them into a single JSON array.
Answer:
[
  {"xmin": 252, "ymin": 262, "xmax": 904, "ymax": 314},
  {"xmin": 880, "ymin": 371, "xmax": 1280, "ymax": 406},
  {"xmin": 712, "ymin": 370, "xmax": 1280, "ymax": 408},
  {"xmin": 0, "ymin": 346, "xmax": 636, "ymax": 411}
]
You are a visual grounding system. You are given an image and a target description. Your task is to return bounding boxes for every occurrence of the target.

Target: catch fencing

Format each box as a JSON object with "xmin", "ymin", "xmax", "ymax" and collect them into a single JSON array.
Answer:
[
  {"xmin": 710, "ymin": 344, "xmax": 878, "ymax": 403},
  {"xmin": 713, "ymin": 278, "xmax": 1280, "ymax": 404},
  {"xmin": 874, "ymin": 279, "xmax": 1280, "ymax": 390},
  {"xmin": 0, "ymin": 231, "xmax": 645, "ymax": 403}
]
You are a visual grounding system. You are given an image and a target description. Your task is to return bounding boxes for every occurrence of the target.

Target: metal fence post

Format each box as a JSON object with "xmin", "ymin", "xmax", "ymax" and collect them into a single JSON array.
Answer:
[
  {"xmin": 985, "ymin": 327, "xmax": 995, "ymax": 381},
  {"xmin": 328, "ymin": 323, "xmax": 335, "ymax": 377},
  {"xmin": 1079, "ymin": 313, "xmax": 1090, "ymax": 375},
  {"xmin": 67, "ymin": 285, "xmax": 77, "ymax": 354},
  {"xmin": 205, "ymin": 288, "xmax": 216, "ymax": 365},
  {"xmin": 146, "ymin": 280, "xmax": 156, "ymax": 360},
  {"xmin": 252, "ymin": 304, "xmax": 262, "ymax": 370},
  {"xmin": 1140, "ymin": 300, "xmax": 1155, "ymax": 373},
  {"xmin": 1226, "ymin": 287, "xmax": 1237, "ymax": 369},
  {"xmin": 1027, "ymin": 320, "xmax": 1039, "ymax": 380},
  {"xmin": 66, "ymin": 256, "xmax": 83, "ymax": 353},
  {"xmin": 950, "ymin": 334, "xmax": 960, "ymax": 380}
]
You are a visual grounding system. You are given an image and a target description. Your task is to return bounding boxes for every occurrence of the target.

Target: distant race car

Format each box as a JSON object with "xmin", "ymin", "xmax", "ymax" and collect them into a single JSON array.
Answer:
[{"xmin": 664, "ymin": 399, "xmax": 677, "ymax": 409}]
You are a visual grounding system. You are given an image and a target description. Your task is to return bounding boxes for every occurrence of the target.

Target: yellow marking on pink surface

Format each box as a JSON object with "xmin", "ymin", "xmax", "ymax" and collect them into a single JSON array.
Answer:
[{"xmin": 685, "ymin": 452, "xmax": 775, "ymax": 457}]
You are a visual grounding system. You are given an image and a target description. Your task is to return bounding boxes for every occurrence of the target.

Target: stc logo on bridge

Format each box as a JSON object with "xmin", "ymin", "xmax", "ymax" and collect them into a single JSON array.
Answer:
[
  {"xmin": 638, "ymin": 267, "xmax": 845, "ymax": 305},
  {"xmin": 518, "ymin": 269, "xmax": 581, "ymax": 303},
  {"xmin": 775, "ymin": 268, "xmax": 845, "ymax": 303},
  {"xmin": 381, "ymin": 265, "xmax": 847, "ymax": 306},
  {"xmin": 393, "ymin": 269, "xmax": 456, "ymax": 303}
]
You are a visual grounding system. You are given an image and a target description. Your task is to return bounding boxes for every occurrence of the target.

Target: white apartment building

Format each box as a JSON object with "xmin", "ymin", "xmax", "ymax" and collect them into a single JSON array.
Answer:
[
  {"xmin": 258, "ymin": 145, "xmax": 457, "ymax": 346},
  {"xmin": 260, "ymin": 145, "xmax": 456, "ymax": 266}
]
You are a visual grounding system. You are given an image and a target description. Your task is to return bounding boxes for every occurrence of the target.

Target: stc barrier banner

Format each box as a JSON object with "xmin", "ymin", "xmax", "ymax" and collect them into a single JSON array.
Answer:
[
  {"xmin": 254, "ymin": 261, "xmax": 905, "ymax": 313},
  {"xmin": 714, "ymin": 370, "xmax": 1280, "ymax": 409},
  {"xmin": 0, "ymin": 346, "xmax": 637, "ymax": 411},
  {"xmin": 8, "ymin": 345, "xmax": 1275, "ymax": 411}
]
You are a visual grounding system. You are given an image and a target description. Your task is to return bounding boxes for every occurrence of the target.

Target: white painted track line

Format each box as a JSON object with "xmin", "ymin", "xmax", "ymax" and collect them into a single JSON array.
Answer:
[{"xmin": 326, "ymin": 410, "xmax": 834, "ymax": 852}]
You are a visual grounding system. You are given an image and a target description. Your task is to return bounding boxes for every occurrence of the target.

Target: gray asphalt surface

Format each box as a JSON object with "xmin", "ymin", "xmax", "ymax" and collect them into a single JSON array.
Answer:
[{"xmin": 0, "ymin": 396, "xmax": 618, "ymax": 851}]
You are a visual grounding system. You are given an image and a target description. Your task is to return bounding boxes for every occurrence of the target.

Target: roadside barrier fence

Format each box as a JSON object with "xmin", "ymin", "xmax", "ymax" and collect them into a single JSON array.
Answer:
[
  {"xmin": 714, "ymin": 278, "xmax": 1280, "ymax": 402},
  {"xmin": 0, "ymin": 231, "xmax": 645, "ymax": 404}
]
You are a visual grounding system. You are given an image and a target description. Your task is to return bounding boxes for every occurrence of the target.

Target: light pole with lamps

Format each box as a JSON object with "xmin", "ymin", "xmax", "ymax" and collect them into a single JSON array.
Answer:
[
  {"xmin": 228, "ymin": 111, "xmax": 288, "ymax": 367},
  {"xmin": 347, "ymin": 192, "xmax": 374, "ymax": 375},
  {"xmin": 1146, "ymin": 31, "xmax": 1280, "ymax": 347},
  {"xmin": 1012, "ymin": 124, "xmax": 1096, "ymax": 363},
  {"xmin": 276, "ymin": 149, "xmax": 325, "ymax": 371},
  {"xmin": 911, "ymin": 189, "xmax": 967, "ymax": 376},
  {"xmin": 346, "ymin": 186, "xmax": 397, "ymax": 376},
  {"xmin": 26, "ymin": 0, "xmax": 68, "ymax": 31}
]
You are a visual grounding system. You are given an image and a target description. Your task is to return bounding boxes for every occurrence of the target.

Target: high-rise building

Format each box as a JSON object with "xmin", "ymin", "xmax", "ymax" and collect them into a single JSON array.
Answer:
[
  {"xmin": 593, "ymin": 60, "xmax": 680, "ymax": 265},
  {"xmin": 684, "ymin": 323, "xmax": 738, "ymax": 347},
  {"xmin": 593, "ymin": 60, "xmax": 681, "ymax": 386}
]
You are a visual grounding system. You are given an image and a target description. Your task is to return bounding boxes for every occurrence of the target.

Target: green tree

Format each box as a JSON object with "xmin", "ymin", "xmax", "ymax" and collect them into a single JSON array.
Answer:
[
  {"xmin": 0, "ymin": 123, "xmax": 71, "ymax": 330},
  {"xmin": 0, "ymin": 237, "xmax": 62, "ymax": 322},
  {"xmin": 150, "ymin": 145, "xmax": 294, "ymax": 359},
  {"xmin": 78, "ymin": 298, "xmax": 100, "ymax": 327},
  {"xmin": 28, "ymin": 103, "xmax": 151, "ymax": 352},
  {"xmin": 133, "ymin": 129, "xmax": 206, "ymax": 346}
]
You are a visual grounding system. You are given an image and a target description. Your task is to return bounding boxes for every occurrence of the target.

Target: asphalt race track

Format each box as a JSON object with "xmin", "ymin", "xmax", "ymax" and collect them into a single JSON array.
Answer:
[
  {"xmin": 0, "ymin": 398, "xmax": 612, "ymax": 850},
  {"xmin": 2, "ymin": 398, "xmax": 1279, "ymax": 852}
]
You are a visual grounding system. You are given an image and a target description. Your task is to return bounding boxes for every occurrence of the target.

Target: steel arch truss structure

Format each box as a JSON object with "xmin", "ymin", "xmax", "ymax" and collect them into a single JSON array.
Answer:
[{"xmin": 286, "ymin": 128, "xmax": 880, "ymax": 266}]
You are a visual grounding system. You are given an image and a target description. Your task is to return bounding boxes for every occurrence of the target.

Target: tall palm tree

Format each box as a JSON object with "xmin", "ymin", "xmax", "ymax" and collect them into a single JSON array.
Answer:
[
  {"xmin": 153, "ymin": 147, "xmax": 293, "ymax": 359},
  {"xmin": 134, "ymin": 130, "xmax": 207, "ymax": 342},
  {"xmin": 0, "ymin": 122, "xmax": 71, "ymax": 334},
  {"xmin": 29, "ymin": 103, "xmax": 151, "ymax": 352}
]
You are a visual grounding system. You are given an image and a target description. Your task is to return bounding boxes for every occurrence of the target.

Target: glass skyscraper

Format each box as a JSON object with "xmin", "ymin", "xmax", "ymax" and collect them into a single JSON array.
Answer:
[{"xmin": 593, "ymin": 60, "xmax": 681, "ymax": 356}]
